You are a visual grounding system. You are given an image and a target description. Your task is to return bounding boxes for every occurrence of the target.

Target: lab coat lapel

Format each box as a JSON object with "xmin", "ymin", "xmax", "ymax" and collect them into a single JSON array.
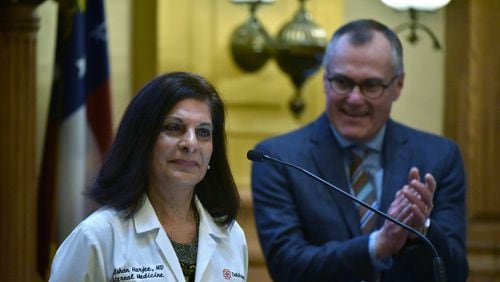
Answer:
[
  {"xmin": 134, "ymin": 196, "xmax": 185, "ymax": 282},
  {"xmin": 155, "ymin": 228, "xmax": 185, "ymax": 282},
  {"xmin": 194, "ymin": 197, "xmax": 226, "ymax": 281}
]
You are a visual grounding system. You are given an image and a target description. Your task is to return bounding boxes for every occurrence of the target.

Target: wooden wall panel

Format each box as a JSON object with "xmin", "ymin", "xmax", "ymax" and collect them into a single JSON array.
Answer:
[
  {"xmin": 445, "ymin": 0, "xmax": 500, "ymax": 280},
  {"xmin": 131, "ymin": 0, "xmax": 157, "ymax": 93}
]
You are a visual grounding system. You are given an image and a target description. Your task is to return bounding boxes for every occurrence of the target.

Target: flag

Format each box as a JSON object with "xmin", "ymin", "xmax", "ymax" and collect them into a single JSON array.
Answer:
[{"xmin": 37, "ymin": 0, "xmax": 113, "ymax": 277}]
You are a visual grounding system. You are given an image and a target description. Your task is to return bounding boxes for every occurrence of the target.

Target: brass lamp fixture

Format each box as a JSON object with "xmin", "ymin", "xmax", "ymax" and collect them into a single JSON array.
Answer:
[
  {"xmin": 229, "ymin": 0, "xmax": 327, "ymax": 118},
  {"xmin": 230, "ymin": 0, "xmax": 274, "ymax": 72},
  {"xmin": 380, "ymin": 0, "xmax": 452, "ymax": 50}
]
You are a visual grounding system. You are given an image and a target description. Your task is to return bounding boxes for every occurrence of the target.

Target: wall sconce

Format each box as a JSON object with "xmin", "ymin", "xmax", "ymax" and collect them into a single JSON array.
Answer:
[
  {"xmin": 380, "ymin": 0, "xmax": 452, "ymax": 50},
  {"xmin": 229, "ymin": 0, "xmax": 327, "ymax": 118}
]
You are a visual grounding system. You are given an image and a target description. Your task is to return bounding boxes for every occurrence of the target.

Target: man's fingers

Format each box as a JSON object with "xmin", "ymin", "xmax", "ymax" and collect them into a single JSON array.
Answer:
[
  {"xmin": 425, "ymin": 173, "xmax": 437, "ymax": 193},
  {"xmin": 408, "ymin": 167, "xmax": 420, "ymax": 182}
]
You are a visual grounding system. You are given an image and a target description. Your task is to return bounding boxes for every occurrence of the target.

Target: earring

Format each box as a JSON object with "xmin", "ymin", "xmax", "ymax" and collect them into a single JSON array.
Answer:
[{"xmin": 207, "ymin": 164, "xmax": 211, "ymax": 170}]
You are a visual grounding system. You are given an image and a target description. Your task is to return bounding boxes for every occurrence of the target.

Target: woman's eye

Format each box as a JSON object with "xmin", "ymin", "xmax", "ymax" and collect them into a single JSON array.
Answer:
[
  {"xmin": 163, "ymin": 123, "xmax": 183, "ymax": 135},
  {"xmin": 196, "ymin": 128, "xmax": 212, "ymax": 138}
]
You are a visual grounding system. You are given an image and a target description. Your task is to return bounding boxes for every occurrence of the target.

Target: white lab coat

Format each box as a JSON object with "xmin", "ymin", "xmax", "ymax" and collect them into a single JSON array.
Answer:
[{"xmin": 49, "ymin": 196, "xmax": 248, "ymax": 282}]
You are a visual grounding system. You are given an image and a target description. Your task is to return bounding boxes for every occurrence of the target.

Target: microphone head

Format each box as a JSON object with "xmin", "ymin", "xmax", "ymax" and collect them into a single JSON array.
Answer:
[{"xmin": 247, "ymin": 150, "xmax": 265, "ymax": 162}]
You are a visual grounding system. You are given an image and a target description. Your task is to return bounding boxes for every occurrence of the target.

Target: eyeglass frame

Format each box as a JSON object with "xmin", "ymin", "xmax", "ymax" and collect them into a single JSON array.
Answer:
[{"xmin": 325, "ymin": 73, "xmax": 401, "ymax": 99}]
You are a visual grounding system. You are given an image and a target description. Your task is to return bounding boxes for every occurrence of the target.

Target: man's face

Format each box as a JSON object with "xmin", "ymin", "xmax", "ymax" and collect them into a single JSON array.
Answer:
[{"xmin": 323, "ymin": 32, "xmax": 404, "ymax": 143}]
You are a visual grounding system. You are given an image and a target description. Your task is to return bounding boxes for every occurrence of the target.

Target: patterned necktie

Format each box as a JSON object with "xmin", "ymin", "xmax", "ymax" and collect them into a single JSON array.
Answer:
[{"xmin": 350, "ymin": 147, "xmax": 377, "ymax": 234}]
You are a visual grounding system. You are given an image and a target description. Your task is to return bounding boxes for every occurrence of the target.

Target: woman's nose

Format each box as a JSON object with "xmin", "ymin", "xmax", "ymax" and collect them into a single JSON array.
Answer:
[{"xmin": 179, "ymin": 129, "xmax": 197, "ymax": 152}]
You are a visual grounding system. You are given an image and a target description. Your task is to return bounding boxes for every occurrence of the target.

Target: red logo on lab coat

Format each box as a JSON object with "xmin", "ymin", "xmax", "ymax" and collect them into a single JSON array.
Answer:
[{"xmin": 223, "ymin": 269, "xmax": 232, "ymax": 279}]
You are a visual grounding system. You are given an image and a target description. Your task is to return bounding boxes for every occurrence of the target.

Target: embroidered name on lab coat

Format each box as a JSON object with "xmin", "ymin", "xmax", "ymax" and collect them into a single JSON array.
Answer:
[{"xmin": 112, "ymin": 264, "xmax": 166, "ymax": 281}]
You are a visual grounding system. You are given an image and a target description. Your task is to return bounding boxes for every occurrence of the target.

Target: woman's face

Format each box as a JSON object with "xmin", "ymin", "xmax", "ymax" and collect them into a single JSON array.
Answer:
[{"xmin": 150, "ymin": 98, "xmax": 213, "ymax": 190}]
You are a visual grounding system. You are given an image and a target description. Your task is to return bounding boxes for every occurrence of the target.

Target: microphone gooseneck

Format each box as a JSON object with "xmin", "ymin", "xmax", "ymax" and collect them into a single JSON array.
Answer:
[{"xmin": 247, "ymin": 149, "xmax": 447, "ymax": 282}]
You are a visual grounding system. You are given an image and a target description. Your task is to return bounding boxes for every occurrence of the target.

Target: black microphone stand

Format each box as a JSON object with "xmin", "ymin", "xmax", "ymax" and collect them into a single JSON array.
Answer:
[{"xmin": 248, "ymin": 150, "xmax": 446, "ymax": 282}]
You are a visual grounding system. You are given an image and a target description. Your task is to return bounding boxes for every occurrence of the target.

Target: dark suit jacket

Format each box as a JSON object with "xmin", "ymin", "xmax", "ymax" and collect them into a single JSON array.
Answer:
[{"xmin": 251, "ymin": 113, "xmax": 468, "ymax": 282}]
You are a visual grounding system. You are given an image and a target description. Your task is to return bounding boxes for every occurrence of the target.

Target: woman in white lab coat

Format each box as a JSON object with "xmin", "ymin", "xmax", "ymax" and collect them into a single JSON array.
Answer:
[{"xmin": 50, "ymin": 72, "xmax": 248, "ymax": 282}]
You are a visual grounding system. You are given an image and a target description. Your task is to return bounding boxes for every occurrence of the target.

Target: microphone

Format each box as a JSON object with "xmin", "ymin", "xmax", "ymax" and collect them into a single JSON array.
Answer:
[{"xmin": 247, "ymin": 149, "xmax": 446, "ymax": 282}]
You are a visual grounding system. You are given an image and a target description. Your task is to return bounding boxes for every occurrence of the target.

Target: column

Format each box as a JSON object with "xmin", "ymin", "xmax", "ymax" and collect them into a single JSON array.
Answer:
[{"xmin": 0, "ymin": 2, "xmax": 43, "ymax": 281}]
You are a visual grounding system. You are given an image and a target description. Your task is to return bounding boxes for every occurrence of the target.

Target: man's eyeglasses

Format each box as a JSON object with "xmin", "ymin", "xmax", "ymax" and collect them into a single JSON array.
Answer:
[{"xmin": 326, "ymin": 74, "xmax": 400, "ymax": 99}]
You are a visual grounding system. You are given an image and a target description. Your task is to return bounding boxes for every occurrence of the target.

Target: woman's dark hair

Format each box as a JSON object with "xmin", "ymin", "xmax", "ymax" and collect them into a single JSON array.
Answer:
[{"xmin": 88, "ymin": 72, "xmax": 240, "ymax": 228}]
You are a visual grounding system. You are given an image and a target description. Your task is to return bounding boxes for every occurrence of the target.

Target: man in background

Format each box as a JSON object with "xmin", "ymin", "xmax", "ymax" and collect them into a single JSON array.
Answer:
[{"xmin": 251, "ymin": 19, "xmax": 467, "ymax": 282}]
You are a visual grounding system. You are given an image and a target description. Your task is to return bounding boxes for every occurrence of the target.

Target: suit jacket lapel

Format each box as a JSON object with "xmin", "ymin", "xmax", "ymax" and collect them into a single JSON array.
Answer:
[
  {"xmin": 309, "ymin": 114, "xmax": 361, "ymax": 236},
  {"xmin": 379, "ymin": 120, "xmax": 411, "ymax": 216}
]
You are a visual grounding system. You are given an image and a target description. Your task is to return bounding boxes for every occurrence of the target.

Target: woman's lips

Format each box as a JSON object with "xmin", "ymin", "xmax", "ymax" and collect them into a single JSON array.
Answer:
[{"xmin": 171, "ymin": 159, "xmax": 198, "ymax": 167}]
